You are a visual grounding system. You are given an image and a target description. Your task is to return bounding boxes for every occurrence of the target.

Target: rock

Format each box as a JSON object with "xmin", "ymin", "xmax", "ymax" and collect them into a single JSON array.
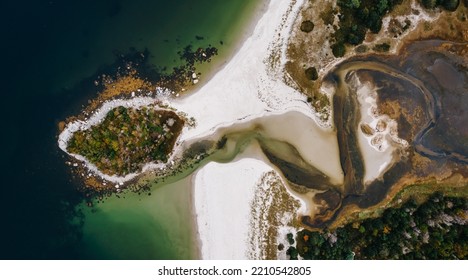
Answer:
[
  {"xmin": 58, "ymin": 121, "xmax": 66, "ymax": 132},
  {"xmin": 167, "ymin": 118, "xmax": 175, "ymax": 127},
  {"xmin": 193, "ymin": 79, "xmax": 199, "ymax": 84},
  {"xmin": 300, "ymin": 20, "xmax": 314, "ymax": 33}
]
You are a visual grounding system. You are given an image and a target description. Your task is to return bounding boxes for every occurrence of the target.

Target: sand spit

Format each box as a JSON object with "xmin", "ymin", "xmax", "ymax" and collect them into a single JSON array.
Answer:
[
  {"xmin": 193, "ymin": 157, "xmax": 272, "ymax": 259},
  {"xmin": 248, "ymin": 170, "xmax": 302, "ymax": 260},
  {"xmin": 60, "ymin": 0, "xmax": 319, "ymax": 259},
  {"xmin": 58, "ymin": 0, "xmax": 325, "ymax": 184},
  {"xmin": 168, "ymin": 0, "xmax": 316, "ymax": 144},
  {"xmin": 186, "ymin": 0, "xmax": 325, "ymax": 259}
]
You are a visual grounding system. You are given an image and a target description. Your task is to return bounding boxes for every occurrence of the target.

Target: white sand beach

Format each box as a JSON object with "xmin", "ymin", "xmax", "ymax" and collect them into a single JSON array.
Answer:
[
  {"xmin": 187, "ymin": 0, "xmax": 311, "ymax": 259},
  {"xmin": 193, "ymin": 157, "xmax": 273, "ymax": 259},
  {"xmin": 58, "ymin": 0, "xmax": 317, "ymax": 259}
]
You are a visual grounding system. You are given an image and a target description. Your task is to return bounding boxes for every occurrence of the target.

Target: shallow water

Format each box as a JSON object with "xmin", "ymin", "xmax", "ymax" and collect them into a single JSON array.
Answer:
[
  {"xmin": 78, "ymin": 110, "xmax": 337, "ymax": 259},
  {"xmin": 79, "ymin": 176, "xmax": 195, "ymax": 259},
  {"xmin": 1, "ymin": 0, "xmax": 264, "ymax": 259}
]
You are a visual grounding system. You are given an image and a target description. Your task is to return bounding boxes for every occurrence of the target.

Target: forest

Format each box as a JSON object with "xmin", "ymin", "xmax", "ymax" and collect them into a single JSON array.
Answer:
[
  {"xmin": 286, "ymin": 193, "xmax": 467, "ymax": 259},
  {"xmin": 331, "ymin": 0, "xmax": 462, "ymax": 57},
  {"xmin": 67, "ymin": 106, "xmax": 184, "ymax": 176}
]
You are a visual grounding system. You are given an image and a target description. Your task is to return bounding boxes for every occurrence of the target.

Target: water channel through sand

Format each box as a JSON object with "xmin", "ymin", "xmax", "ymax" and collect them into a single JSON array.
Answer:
[
  {"xmin": 78, "ymin": 19, "xmax": 467, "ymax": 259},
  {"xmin": 79, "ymin": 108, "xmax": 341, "ymax": 259}
]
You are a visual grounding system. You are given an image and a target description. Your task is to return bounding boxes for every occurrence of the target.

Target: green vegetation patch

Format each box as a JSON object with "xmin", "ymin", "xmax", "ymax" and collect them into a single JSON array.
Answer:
[
  {"xmin": 68, "ymin": 106, "xmax": 184, "ymax": 176},
  {"xmin": 332, "ymin": 0, "xmax": 404, "ymax": 56},
  {"xmin": 373, "ymin": 42, "xmax": 391, "ymax": 52},
  {"xmin": 420, "ymin": 0, "xmax": 460, "ymax": 11},
  {"xmin": 287, "ymin": 193, "xmax": 467, "ymax": 259}
]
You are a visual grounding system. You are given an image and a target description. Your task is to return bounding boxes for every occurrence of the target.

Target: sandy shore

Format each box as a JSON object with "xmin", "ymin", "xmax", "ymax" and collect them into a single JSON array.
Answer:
[
  {"xmin": 58, "ymin": 0, "xmax": 317, "ymax": 184},
  {"xmin": 56, "ymin": 0, "xmax": 465, "ymax": 261},
  {"xmin": 58, "ymin": 0, "xmax": 327, "ymax": 259},
  {"xmin": 186, "ymin": 0, "xmax": 312, "ymax": 259},
  {"xmin": 59, "ymin": 0, "xmax": 313, "ymax": 259},
  {"xmin": 193, "ymin": 157, "xmax": 272, "ymax": 259}
]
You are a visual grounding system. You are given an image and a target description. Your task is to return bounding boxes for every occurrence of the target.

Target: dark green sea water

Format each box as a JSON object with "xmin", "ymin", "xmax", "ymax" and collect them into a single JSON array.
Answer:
[{"xmin": 1, "ymin": 0, "xmax": 262, "ymax": 259}]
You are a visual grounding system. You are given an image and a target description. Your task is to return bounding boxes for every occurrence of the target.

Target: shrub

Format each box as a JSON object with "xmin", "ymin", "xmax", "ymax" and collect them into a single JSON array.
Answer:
[
  {"xmin": 332, "ymin": 43, "xmax": 346, "ymax": 57},
  {"xmin": 305, "ymin": 67, "xmax": 319, "ymax": 80},
  {"xmin": 421, "ymin": 0, "xmax": 438, "ymax": 8},
  {"xmin": 300, "ymin": 20, "xmax": 315, "ymax": 33},
  {"xmin": 441, "ymin": 0, "xmax": 460, "ymax": 11}
]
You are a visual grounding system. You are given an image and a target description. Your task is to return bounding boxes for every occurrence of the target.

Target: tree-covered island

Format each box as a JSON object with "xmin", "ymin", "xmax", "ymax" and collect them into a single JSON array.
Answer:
[{"xmin": 67, "ymin": 106, "xmax": 184, "ymax": 176}]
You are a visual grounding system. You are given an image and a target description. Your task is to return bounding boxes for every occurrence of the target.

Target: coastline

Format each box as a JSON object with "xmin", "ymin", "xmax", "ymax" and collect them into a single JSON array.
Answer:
[
  {"xmin": 56, "ymin": 0, "xmax": 465, "ymax": 260},
  {"xmin": 57, "ymin": 0, "xmax": 272, "ymax": 186},
  {"xmin": 58, "ymin": 0, "xmax": 316, "ymax": 188},
  {"xmin": 188, "ymin": 0, "xmax": 271, "ymax": 93},
  {"xmin": 60, "ymin": 0, "xmax": 316, "ymax": 259},
  {"xmin": 58, "ymin": 94, "xmax": 187, "ymax": 185},
  {"xmin": 186, "ymin": 0, "xmax": 310, "ymax": 259}
]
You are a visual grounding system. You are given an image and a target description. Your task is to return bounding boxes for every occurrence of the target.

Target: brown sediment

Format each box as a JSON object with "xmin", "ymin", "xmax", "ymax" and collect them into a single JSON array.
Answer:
[
  {"xmin": 57, "ymin": 121, "xmax": 66, "ymax": 133},
  {"xmin": 296, "ymin": 36, "xmax": 468, "ymax": 229},
  {"xmin": 99, "ymin": 72, "xmax": 153, "ymax": 100},
  {"xmin": 283, "ymin": 0, "xmax": 337, "ymax": 120},
  {"xmin": 261, "ymin": 146, "xmax": 332, "ymax": 191},
  {"xmin": 397, "ymin": 4, "xmax": 467, "ymax": 51},
  {"xmin": 360, "ymin": 123, "xmax": 375, "ymax": 136},
  {"xmin": 82, "ymin": 72, "xmax": 156, "ymax": 114},
  {"xmin": 306, "ymin": 188, "xmax": 342, "ymax": 227},
  {"xmin": 378, "ymin": 100, "xmax": 401, "ymax": 119}
]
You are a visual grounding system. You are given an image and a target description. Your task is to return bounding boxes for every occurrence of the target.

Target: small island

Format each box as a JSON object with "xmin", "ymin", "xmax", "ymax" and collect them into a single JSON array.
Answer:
[
  {"xmin": 67, "ymin": 106, "xmax": 184, "ymax": 176},
  {"xmin": 58, "ymin": 43, "xmax": 219, "ymax": 189},
  {"xmin": 54, "ymin": 0, "xmax": 467, "ymax": 260}
]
